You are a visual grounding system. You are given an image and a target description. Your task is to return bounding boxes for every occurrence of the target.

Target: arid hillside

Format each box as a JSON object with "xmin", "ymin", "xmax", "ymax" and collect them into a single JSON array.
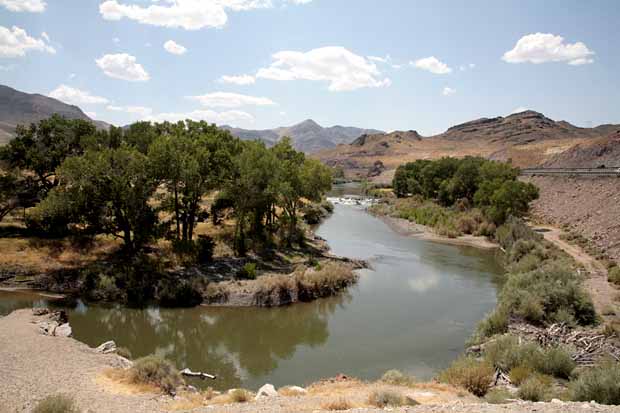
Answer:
[{"xmin": 315, "ymin": 111, "xmax": 620, "ymax": 181}]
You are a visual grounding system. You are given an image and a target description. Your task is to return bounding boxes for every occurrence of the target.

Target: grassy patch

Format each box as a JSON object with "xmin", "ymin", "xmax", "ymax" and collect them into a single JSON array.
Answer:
[
  {"xmin": 368, "ymin": 390, "xmax": 418, "ymax": 407},
  {"xmin": 438, "ymin": 356, "xmax": 494, "ymax": 397},
  {"xmin": 321, "ymin": 397, "xmax": 352, "ymax": 410},
  {"xmin": 229, "ymin": 389, "xmax": 252, "ymax": 403},
  {"xmin": 484, "ymin": 387, "xmax": 512, "ymax": 404},
  {"xmin": 33, "ymin": 394, "xmax": 80, "ymax": 413}
]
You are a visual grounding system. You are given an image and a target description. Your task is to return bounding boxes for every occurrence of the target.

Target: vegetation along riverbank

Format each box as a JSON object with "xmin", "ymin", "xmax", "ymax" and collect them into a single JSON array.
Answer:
[
  {"xmin": 0, "ymin": 116, "xmax": 362, "ymax": 308},
  {"xmin": 366, "ymin": 156, "xmax": 620, "ymax": 405}
]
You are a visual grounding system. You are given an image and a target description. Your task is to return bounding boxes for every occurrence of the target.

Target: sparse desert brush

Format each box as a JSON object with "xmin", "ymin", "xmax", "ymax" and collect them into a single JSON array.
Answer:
[
  {"xmin": 368, "ymin": 389, "xmax": 418, "ymax": 407},
  {"xmin": 438, "ymin": 356, "xmax": 494, "ymax": 397},
  {"xmin": 321, "ymin": 397, "xmax": 352, "ymax": 410},
  {"xmin": 128, "ymin": 355, "xmax": 183, "ymax": 394},
  {"xmin": 518, "ymin": 375, "xmax": 550, "ymax": 402},
  {"xmin": 380, "ymin": 369, "xmax": 416, "ymax": 386},
  {"xmin": 474, "ymin": 308, "xmax": 509, "ymax": 339},
  {"xmin": 509, "ymin": 365, "xmax": 533, "ymax": 386},
  {"xmin": 116, "ymin": 347, "xmax": 132, "ymax": 359},
  {"xmin": 608, "ymin": 266, "xmax": 620, "ymax": 285},
  {"xmin": 229, "ymin": 388, "xmax": 252, "ymax": 403},
  {"xmin": 484, "ymin": 387, "xmax": 512, "ymax": 404},
  {"xmin": 571, "ymin": 361, "xmax": 620, "ymax": 405},
  {"xmin": 34, "ymin": 394, "xmax": 80, "ymax": 413}
]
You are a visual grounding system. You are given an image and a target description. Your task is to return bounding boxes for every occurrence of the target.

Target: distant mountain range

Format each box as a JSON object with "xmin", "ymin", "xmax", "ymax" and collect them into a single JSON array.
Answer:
[
  {"xmin": 0, "ymin": 84, "xmax": 109, "ymax": 145},
  {"xmin": 222, "ymin": 120, "xmax": 383, "ymax": 153},
  {"xmin": 315, "ymin": 110, "xmax": 620, "ymax": 181}
]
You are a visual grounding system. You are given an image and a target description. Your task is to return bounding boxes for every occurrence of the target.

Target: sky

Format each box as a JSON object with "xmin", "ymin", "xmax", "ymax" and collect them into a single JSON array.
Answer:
[{"xmin": 0, "ymin": 0, "xmax": 619, "ymax": 135}]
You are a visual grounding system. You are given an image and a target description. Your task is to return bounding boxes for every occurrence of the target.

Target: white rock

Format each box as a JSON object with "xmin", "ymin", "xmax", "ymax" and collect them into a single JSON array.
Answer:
[
  {"xmin": 255, "ymin": 383, "xmax": 277, "ymax": 399},
  {"xmin": 54, "ymin": 323, "xmax": 72, "ymax": 337},
  {"xmin": 551, "ymin": 398, "xmax": 563, "ymax": 404},
  {"xmin": 96, "ymin": 340, "xmax": 117, "ymax": 354},
  {"xmin": 286, "ymin": 386, "xmax": 307, "ymax": 395},
  {"xmin": 38, "ymin": 320, "xmax": 58, "ymax": 335}
]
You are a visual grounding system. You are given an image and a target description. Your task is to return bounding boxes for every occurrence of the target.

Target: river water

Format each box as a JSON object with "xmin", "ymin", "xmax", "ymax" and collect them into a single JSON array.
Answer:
[{"xmin": 0, "ymin": 195, "xmax": 502, "ymax": 391}]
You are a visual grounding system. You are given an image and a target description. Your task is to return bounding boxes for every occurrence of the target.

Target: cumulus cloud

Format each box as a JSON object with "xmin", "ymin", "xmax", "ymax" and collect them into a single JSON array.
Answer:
[
  {"xmin": 145, "ymin": 109, "xmax": 254, "ymax": 124},
  {"xmin": 0, "ymin": 25, "xmax": 56, "ymax": 58},
  {"xmin": 218, "ymin": 74, "xmax": 256, "ymax": 85},
  {"xmin": 412, "ymin": 56, "xmax": 452, "ymax": 74},
  {"xmin": 107, "ymin": 105, "xmax": 153, "ymax": 117},
  {"xmin": 99, "ymin": 0, "xmax": 311, "ymax": 31},
  {"xmin": 49, "ymin": 85, "xmax": 110, "ymax": 105},
  {"xmin": 441, "ymin": 86, "xmax": 456, "ymax": 96},
  {"xmin": 0, "ymin": 0, "xmax": 46, "ymax": 12},
  {"xmin": 163, "ymin": 40, "xmax": 187, "ymax": 55},
  {"xmin": 502, "ymin": 33, "xmax": 594, "ymax": 65},
  {"xmin": 95, "ymin": 53, "xmax": 150, "ymax": 81},
  {"xmin": 459, "ymin": 63, "xmax": 476, "ymax": 71},
  {"xmin": 187, "ymin": 91, "xmax": 275, "ymax": 108},
  {"xmin": 256, "ymin": 46, "xmax": 391, "ymax": 92}
]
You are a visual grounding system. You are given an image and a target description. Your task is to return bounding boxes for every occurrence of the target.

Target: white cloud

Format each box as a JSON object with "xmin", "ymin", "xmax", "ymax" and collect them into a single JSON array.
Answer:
[
  {"xmin": 187, "ymin": 91, "xmax": 275, "ymax": 108},
  {"xmin": 412, "ymin": 56, "xmax": 452, "ymax": 74},
  {"xmin": 99, "ymin": 0, "xmax": 309, "ymax": 31},
  {"xmin": 85, "ymin": 111, "xmax": 98, "ymax": 119},
  {"xmin": 41, "ymin": 31, "xmax": 50, "ymax": 42},
  {"xmin": 0, "ymin": 25, "xmax": 56, "ymax": 58},
  {"xmin": 256, "ymin": 46, "xmax": 391, "ymax": 92},
  {"xmin": 368, "ymin": 54, "xmax": 402, "ymax": 70},
  {"xmin": 511, "ymin": 106, "xmax": 529, "ymax": 114},
  {"xmin": 145, "ymin": 109, "xmax": 254, "ymax": 124},
  {"xmin": 68, "ymin": 73, "xmax": 76, "ymax": 79},
  {"xmin": 0, "ymin": 0, "xmax": 46, "ymax": 12},
  {"xmin": 49, "ymin": 85, "xmax": 110, "ymax": 105},
  {"xmin": 502, "ymin": 33, "xmax": 594, "ymax": 65},
  {"xmin": 95, "ymin": 53, "xmax": 150, "ymax": 81},
  {"xmin": 163, "ymin": 40, "xmax": 187, "ymax": 55},
  {"xmin": 107, "ymin": 105, "xmax": 153, "ymax": 117},
  {"xmin": 368, "ymin": 55, "xmax": 387, "ymax": 63},
  {"xmin": 113, "ymin": 37, "xmax": 120, "ymax": 44},
  {"xmin": 459, "ymin": 63, "xmax": 476, "ymax": 71},
  {"xmin": 442, "ymin": 86, "xmax": 456, "ymax": 96},
  {"xmin": 218, "ymin": 74, "xmax": 256, "ymax": 85}
]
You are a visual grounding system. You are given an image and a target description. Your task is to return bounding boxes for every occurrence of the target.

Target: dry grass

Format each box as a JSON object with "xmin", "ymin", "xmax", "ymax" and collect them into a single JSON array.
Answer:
[
  {"xmin": 278, "ymin": 386, "xmax": 307, "ymax": 397},
  {"xmin": 321, "ymin": 397, "xmax": 352, "ymax": 410},
  {"xmin": 33, "ymin": 394, "xmax": 80, "ymax": 413},
  {"xmin": 229, "ymin": 388, "xmax": 252, "ymax": 403}
]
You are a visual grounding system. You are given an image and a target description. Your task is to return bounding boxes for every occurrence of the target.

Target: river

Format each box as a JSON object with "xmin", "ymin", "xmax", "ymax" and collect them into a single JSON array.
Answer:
[{"xmin": 0, "ymin": 194, "xmax": 502, "ymax": 391}]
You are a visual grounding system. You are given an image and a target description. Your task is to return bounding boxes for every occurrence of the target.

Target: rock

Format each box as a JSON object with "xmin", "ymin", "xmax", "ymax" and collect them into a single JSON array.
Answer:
[
  {"xmin": 32, "ymin": 308, "xmax": 50, "ymax": 316},
  {"xmin": 282, "ymin": 386, "xmax": 307, "ymax": 396},
  {"xmin": 96, "ymin": 340, "xmax": 117, "ymax": 354},
  {"xmin": 54, "ymin": 323, "xmax": 72, "ymax": 337},
  {"xmin": 38, "ymin": 320, "xmax": 58, "ymax": 336},
  {"xmin": 255, "ymin": 384, "xmax": 277, "ymax": 399},
  {"xmin": 551, "ymin": 399, "xmax": 563, "ymax": 404}
]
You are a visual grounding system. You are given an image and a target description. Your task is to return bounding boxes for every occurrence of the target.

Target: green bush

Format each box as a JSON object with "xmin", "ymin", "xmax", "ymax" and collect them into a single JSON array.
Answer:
[
  {"xmin": 475, "ymin": 309, "xmax": 509, "ymax": 339},
  {"xmin": 237, "ymin": 262, "xmax": 257, "ymax": 280},
  {"xmin": 509, "ymin": 365, "xmax": 533, "ymax": 386},
  {"xmin": 129, "ymin": 355, "xmax": 183, "ymax": 394},
  {"xmin": 538, "ymin": 346, "xmax": 576, "ymax": 379},
  {"xmin": 518, "ymin": 375, "xmax": 549, "ymax": 402},
  {"xmin": 495, "ymin": 217, "xmax": 541, "ymax": 251},
  {"xmin": 439, "ymin": 356, "xmax": 494, "ymax": 397},
  {"xmin": 484, "ymin": 335, "xmax": 543, "ymax": 372},
  {"xmin": 34, "ymin": 394, "xmax": 80, "ymax": 413},
  {"xmin": 608, "ymin": 266, "xmax": 620, "ymax": 285},
  {"xmin": 571, "ymin": 361, "xmax": 620, "ymax": 405}
]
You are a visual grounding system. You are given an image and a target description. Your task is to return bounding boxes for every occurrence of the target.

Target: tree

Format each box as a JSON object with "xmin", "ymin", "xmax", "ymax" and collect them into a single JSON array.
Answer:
[
  {"xmin": 0, "ymin": 115, "xmax": 96, "ymax": 194},
  {"xmin": 37, "ymin": 146, "xmax": 158, "ymax": 253},
  {"xmin": 149, "ymin": 121, "xmax": 238, "ymax": 241},
  {"xmin": 484, "ymin": 180, "xmax": 539, "ymax": 224}
]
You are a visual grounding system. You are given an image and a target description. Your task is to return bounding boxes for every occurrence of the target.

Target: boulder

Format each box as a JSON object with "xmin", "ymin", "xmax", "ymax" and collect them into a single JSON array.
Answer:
[
  {"xmin": 96, "ymin": 340, "xmax": 117, "ymax": 354},
  {"xmin": 255, "ymin": 383, "xmax": 277, "ymax": 400},
  {"xmin": 54, "ymin": 323, "xmax": 72, "ymax": 337},
  {"xmin": 38, "ymin": 320, "xmax": 59, "ymax": 336}
]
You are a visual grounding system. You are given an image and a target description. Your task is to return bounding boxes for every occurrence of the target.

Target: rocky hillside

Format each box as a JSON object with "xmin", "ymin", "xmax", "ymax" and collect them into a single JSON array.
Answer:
[
  {"xmin": 543, "ymin": 130, "xmax": 620, "ymax": 168},
  {"xmin": 315, "ymin": 111, "xmax": 620, "ymax": 181},
  {"xmin": 0, "ymin": 84, "xmax": 108, "ymax": 144},
  {"xmin": 222, "ymin": 119, "xmax": 383, "ymax": 153}
]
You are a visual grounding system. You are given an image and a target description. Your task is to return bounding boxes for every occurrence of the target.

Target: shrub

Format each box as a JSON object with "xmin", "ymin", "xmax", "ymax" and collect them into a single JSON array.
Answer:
[
  {"xmin": 518, "ymin": 375, "xmax": 549, "ymax": 402},
  {"xmin": 295, "ymin": 262, "xmax": 358, "ymax": 301},
  {"xmin": 34, "ymin": 394, "xmax": 80, "ymax": 413},
  {"xmin": 196, "ymin": 235, "xmax": 215, "ymax": 263},
  {"xmin": 456, "ymin": 215, "xmax": 477, "ymax": 234},
  {"xmin": 157, "ymin": 279, "xmax": 203, "ymax": 307},
  {"xmin": 474, "ymin": 221, "xmax": 496, "ymax": 237},
  {"xmin": 368, "ymin": 390, "xmax": 417, "ymax": 407},
  {"xmin": 495, "ymin": 217, "xmax": 541, "ymax": 251},
  {"xmin": 475, "ymin": 309, "xmax": 509, "ymax": 339},
  {"xmin": 484, "ymin": 335, "xmax": 543, "ymax": 372},
  {"xmin": 484, "ymin": 388, "xmax": 512, "ymax": 404},
  {"xmin": 439, "ymin": 357, "xmax": 494, "ymax": 397},
  {"xmin": 229, "ymin": 389, "xmax": 251, "ymax": 403},
  {"xmin": 608, "ymin": 266, "xmax": 620, "ymax": 285},
  {"xmin": 508, "ymin": 253, "xmax": 542, "ymax": 274},
  {"xmin": 129, "ymin": 355, "xmax": 183, "ymax": 394},
  {"xmin": 381, "ymin": 369, "xmax": 416, "ymax": 386},
  {"xmin": 538, "ymin": 346, "xmax": 575, "ymax": 379},
  {"xmin": 571, "ymin": 361, "xmax": 620, "ymax": 405},
  {"xmin": 116, "ymin": 347, "xmax": 132, "ymax": 359},
  {"xmin": 237, "ymin": 262, "xmax": 257, "ymax": 280},
  {"xmin": 509, "ymin": 365, "xmax": 533, "ymax": 386},
  {"xmin": 321, "ymin": 398, "xmax": 352, "ymax": 410}
]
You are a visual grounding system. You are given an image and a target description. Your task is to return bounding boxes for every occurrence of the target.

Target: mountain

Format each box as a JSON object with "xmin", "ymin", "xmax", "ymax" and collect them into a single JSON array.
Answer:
[
  {"xmin": 314, "ymin": 110, "xmax": 620, "ymax": 182},
  {"xmin": 543, "ymin": 130, "xmax": 620, "ymax": 168},
  {"xmin": 0, "ymin": 84, "xmax": 109, "ymax": 145},
  {"xmin": 222, "ymin": 119, "xmax": 383, "ymax": 153}
]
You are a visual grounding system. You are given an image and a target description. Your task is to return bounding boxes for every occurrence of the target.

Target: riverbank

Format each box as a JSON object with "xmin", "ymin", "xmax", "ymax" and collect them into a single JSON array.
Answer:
[{"xmin": 2, "ymin": 308, "xmax": 617, "ymax": 413}]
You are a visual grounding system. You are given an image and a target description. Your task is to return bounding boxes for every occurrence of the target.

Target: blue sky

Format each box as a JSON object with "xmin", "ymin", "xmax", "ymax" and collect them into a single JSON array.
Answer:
[{"xmin": 1, "ymin": 0, "xmax": 619, "ymax": 135}]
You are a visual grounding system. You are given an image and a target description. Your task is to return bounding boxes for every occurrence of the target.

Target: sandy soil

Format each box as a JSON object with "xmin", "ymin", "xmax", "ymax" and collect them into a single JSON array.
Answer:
[{"xmin": 380, "ymin": 215, "xmax": 499, "ymax": 250}]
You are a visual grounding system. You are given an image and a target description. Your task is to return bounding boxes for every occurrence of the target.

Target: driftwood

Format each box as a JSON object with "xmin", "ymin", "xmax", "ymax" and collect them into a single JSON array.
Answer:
[
  {"xmin": 509, "ymin": 322, "xmax": 620, "ymax": 366},
  {"xmin": 181, "ymin": 368, "xmax": 216, "ymax": 380}
]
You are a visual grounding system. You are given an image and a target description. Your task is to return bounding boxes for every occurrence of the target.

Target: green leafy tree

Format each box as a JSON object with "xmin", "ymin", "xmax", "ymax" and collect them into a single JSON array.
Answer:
[
  {"xmin": 0, "ymin": 115, "xmax": 96, "ymax": 194},
  {"xmin": 37, "ymin": 146, "xmax": 158, "ymax": 253}
]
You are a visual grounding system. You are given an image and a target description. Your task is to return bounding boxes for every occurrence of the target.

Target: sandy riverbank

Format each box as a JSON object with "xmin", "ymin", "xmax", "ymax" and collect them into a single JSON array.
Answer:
[{"xmin": 380, "ymin": 215, "xmax": 499, "ymax": 250}]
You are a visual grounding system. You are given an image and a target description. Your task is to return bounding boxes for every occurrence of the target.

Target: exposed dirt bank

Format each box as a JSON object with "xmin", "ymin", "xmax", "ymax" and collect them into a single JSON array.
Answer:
[
  {"xmin": 523, "ymin": 176, "xmax": 620, "ymax": 263},
  {"xmin": 2, "ymin": 308, "xmax": 619, "ymax": 413},
  {"xmin": 380, "ymin": 215, "xmax": 499, "ymax": 250}
]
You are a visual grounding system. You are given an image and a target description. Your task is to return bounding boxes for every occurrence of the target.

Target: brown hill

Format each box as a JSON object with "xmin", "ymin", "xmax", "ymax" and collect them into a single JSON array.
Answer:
[
  {"xmin": 0, "ymin": 84, "xmax": 109, "ymax": 145},
  {"xmin": 543, "ymin": 130, "xmax": 620, "ymax": 168},
  {"xmin": 315, "ymin": 111, "xmax": 620, "ymax": 182}
]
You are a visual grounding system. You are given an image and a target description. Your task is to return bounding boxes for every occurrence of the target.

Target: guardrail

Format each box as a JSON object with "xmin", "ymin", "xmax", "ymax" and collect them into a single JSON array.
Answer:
[{"xmin": 520, "ymin": 167, "xmax": 620, "ymax": 177}]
